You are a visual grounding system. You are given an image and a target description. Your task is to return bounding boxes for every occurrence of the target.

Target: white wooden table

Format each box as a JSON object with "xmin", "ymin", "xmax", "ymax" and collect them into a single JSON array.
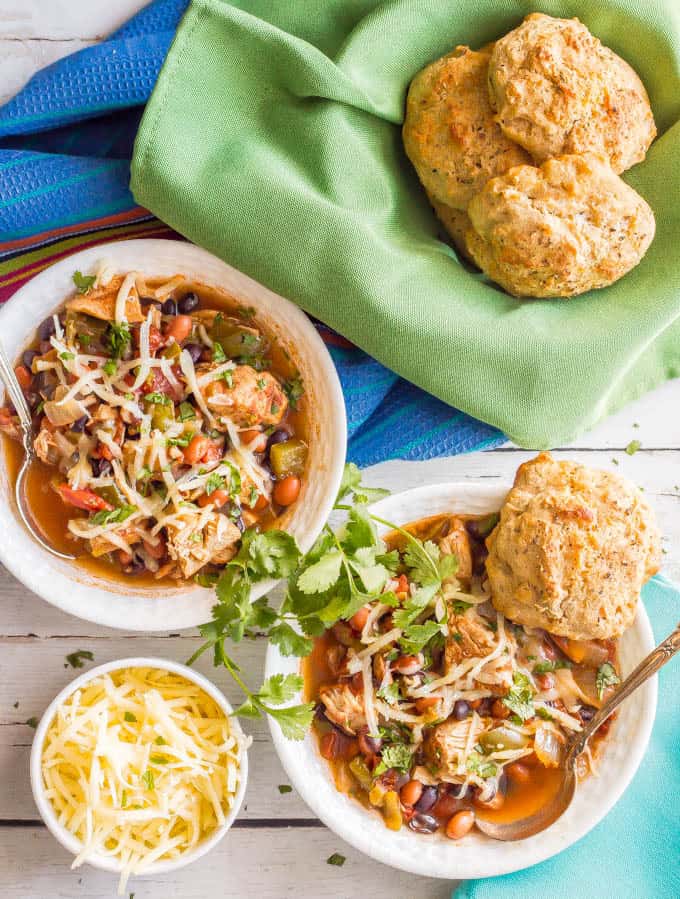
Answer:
[{"xmin": 2, "ymin": 4, "xmax": 680, "ymax": 898}]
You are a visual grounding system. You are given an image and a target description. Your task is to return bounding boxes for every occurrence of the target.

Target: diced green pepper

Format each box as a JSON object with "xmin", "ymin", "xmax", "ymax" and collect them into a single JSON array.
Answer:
[
  {"xmin": 210, "ymin": 315, "xmax": 266, "ymax": 359},
  {"xmin": 95, "ymin": 485, "xmax": 124, "ymax": 507},
  {"xmin": 64, "ymin": 311, "xmax": 108, "ymax": 351},
  {"xmin": 479, "ymin": 726, "xmax": 529, "ymax": 752},
  {"xmin": 150, "ymin": 402, "xmax": 175, "ymax": 431},
  {"xmin": 161, "ymin": 341, "xmax": 182, "ymax": 360},
  {"xmin": 349, "ymin": 756, "xmax": 373, "ymax": 791},
  {"xmin": 269, "ymin": 438, "xmax": 307, "ymax": 478}
]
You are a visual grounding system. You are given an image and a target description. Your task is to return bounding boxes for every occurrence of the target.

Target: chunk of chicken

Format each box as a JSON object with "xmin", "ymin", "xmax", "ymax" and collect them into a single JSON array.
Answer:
[
  {"xmin": 201, "ymin": 364, "xmax": 287, "ymax": 428},
  {"xmin": 439, "ymin": 516, "xmax": 473, "ymax": 582},
  {"xmin": 424, "ymin": 718, "xmax": 477, "ymax": 780},
  {"xmin": 166, "ymin": 510, "xmax": 241, "ymax": 578},
  {"xmin": 319, "ymin": 683, "xmax": 366, "ymax": 736},
  {"xmin": 89, "ymin": 527, "xmax": 141, "ymax": 558},
  {"xmin": 34, "ymin": 427, "xmax": 61, "ymax": 466},
  {"xmin": 0, "ymin": 407, "xmax": 21, "ymax": 441},
  {"xmin": 66, "ymin": 275, "xmax": 144, "ymax": 323},
  {"xmin": 445, "ymin": 606, "xmax": 497, "ymax": 672}
]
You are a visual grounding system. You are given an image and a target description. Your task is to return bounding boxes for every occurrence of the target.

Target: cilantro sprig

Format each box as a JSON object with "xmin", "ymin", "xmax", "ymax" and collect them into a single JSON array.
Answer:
[{"xmin": 188, "ymin": 463, "xmax": 455, "ymax": 741}]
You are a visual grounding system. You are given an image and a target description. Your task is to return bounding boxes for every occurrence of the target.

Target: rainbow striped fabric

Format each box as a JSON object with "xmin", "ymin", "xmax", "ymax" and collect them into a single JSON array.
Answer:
[{"xmin": 0, "ymin": 0, "xmax": 504, "ymax": 465}]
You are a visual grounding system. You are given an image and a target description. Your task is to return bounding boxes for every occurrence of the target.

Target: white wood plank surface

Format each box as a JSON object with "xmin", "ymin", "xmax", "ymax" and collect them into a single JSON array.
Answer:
[{"xmin": 1, "ymin": 3, "xmax": 680, "ymax": 898}]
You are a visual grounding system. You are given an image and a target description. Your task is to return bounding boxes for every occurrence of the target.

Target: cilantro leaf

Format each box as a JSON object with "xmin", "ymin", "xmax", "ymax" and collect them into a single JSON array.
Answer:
[
  {"xmin": 336, "ymin": 462, "xmax": 362, "ymax": 503},
  {"xmin": 258, "ymin": 673, "xmax": 304, "ymax": 705},
  {"xmin": 374, "ymin": 743, "xmax": 414, "ymax": 775},
  {"xmin": 502, "ymin": 671, "xmax": 535, "ymax": 722},
  {"xmin": 266, "ymin": 703, "xmax": 315, "ymax": 740},
  {"xmin": 399, "ymin": 620, "xmax": 442, "ymax": 654},
  {"xmin": 296, "ymin": 550, "xmax": 343, "ymax": 594},
  {"xmin": 283, "ymin": 373, "xmax": 304, "ymax": 409},
  {"xmin": 349, "ymin": 546, "xmax": 389, "ymax": 593},
  {"xmin": 106, "ymin": 322, "xmax": 131, "ymax": 359},
  {"xmin": 178, "ymin": 401, "xmax": 196, "ymax": 421},
  {"xmin": 327, "ymin": 853, "xmax": 346, "ymax": 867},
  {"xmin": 205, "ymin": 472, "xmax": 225, "ymax": 496},
  {"xmin": 72, "ymin": 271, "xmax": 96, "ymax": 294},
  {"xmin": 278, "ymin": 784, "xmax": 292, "ymax": 794},
  {"xmin": 269, "ymin": 622, "xmax": 313, "ymax": 657},
  {"xmin": 596, "ymin": 662, "xmax": 620, "ymax": 699},
  {"xmin": 241, "ymin": 530, "xmax": 301, "ymax": 579},
  {"xmin": 466, "ymin": 751, "xmax": 498, "ymax": 779},
  {"xmin": 65, "ymin": 650, "xmax": 94, "ymax": 669},
  {"xmin": 533, "ymin": 659, "xmax": 571, "ymax": 674},
  {"xmin": 403, "ymin": 538, "xmax": 440, "ymax": 585},
  {"xmin": 90, "ymin": 505, "xmax": 137, "ymax": 527},
  {"xmin": 376, "ymin": 681, "xmax": 401, "ymax": 704},
  {"xmin": 144, "ymin": 392, "xmax": 171, "ymax": 406},
  {"xmin": 625, "ymin": 440, "xmax": 641, "ymax": 456}
]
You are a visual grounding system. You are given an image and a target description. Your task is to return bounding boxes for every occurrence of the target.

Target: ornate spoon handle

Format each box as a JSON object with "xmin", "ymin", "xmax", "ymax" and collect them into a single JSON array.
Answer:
[{"xmin": 568, "ymin": 621, "xmax": 680, "ymax": 763}]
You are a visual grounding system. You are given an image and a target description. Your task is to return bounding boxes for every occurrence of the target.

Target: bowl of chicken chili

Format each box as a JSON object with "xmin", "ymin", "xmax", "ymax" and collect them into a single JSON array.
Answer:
[
  {"xmin": 266, "ymin": 480, "xmax": 656, "ymax": 879},
  {"xmin": 0, "ymin": 239, "xmax": 345, "ymax": 630}
]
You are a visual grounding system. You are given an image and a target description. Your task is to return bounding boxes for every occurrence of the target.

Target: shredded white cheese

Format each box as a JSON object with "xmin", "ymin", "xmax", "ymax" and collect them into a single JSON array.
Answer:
[{"xmin": 41, "ymin": 667, "xmax": 246, "ymax": 895}]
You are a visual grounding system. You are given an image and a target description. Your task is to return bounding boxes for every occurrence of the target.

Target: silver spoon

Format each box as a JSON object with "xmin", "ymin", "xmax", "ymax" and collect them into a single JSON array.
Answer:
[
  {"xmin": 475, "ymin": 621, "xmax": 680, "ymax": 841},
  {"xmin": 0, "ymin": 341, "xmax": 75, "ymax": 560}
]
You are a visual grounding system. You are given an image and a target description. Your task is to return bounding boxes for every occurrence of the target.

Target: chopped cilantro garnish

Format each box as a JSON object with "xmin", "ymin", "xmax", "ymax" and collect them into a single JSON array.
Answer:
[
  {"xmin": 106, "ymin": 322, "xmax": 131, "ymax": 359},
  {"xmin": 256, "ymin": 378, "xmax": 266, "ymax": 390},
  {"xmin": 536, "ymin": 707, "xmax": 554, "ymax": 721},
  {"xmin": 502, "ymin": 670, "xmax": 535, "ymax": 722},
  {"xmin": 59, "ymin": 351, "xmax": 74, "ymax": 361},
  {"xmin": 65, "ymin": 650, "xmax": 94, "ymax": 669},
  {"xmin": 178, "ymin": 401, "xmax": 196, "ymax": 421},
  {"xmin": 124, "ymin": 711, "xmax": 137, "ymax": 723},
  {"xmin": 283, "ymin": 373, "xmax": 304, "ymax": 409},
  {"xmin": 376, "ymin": 682, "xmax": 401, "ymax": 704},
  {"xmin": 149, "ymin": 755, "xmax": 168, "ymax": 765},
  {"xmin": 277, "ymin": 784, "xmax": 293, "ymax": 794},
  {"xmin": 90, "ymin": 505, "xmax": 137, "ymax": 527},
  {"xmin": 144, "ymin": 392, "xmax": 171, "ymax": 406},
  {"xmin": 212, "ymin": 341, "xmax": 227, "ymax": 363},
  {"xmin": 374, "ymin": 742, "xmax": 414, "ymax": 776},
  {"xmin": 466, "ymin": 751, "xmax": 498, "ymax": 779},
  {"xmin": 167, "ymin": 434, "xmax": 192, "ymax": 447},
  {"xmin": 270, "ymin": 402, "xmax": 280, "ymax": 414},
  {"xmin": 625, "ymin": 439, "xmax": 641, "ymax": 455},
  {"xmin": 248, "ymin": 485, "xmax": 259, "ymax": 508},
  {"xmin": 78, "ymin": 333, "xmax": 91, "ymax": 347},
  {"xmin": 103, "ymin": 359, "xmax": 117, "ymax": 376},
  {"xmin": 25, "ymin": 717, "xmax": 38, "ymax": 729},
  {"xmin": 72, "ymin": 271, "xmax": 96, "ymax": 294},
  {"xmin": 205, "ymin": 473, "xmax": 226, "ymax": 496},
  {"xmin": 220, "ymin": 369, "xmax": 233, "ymax": 387},
  {"xmin": 533, "ymin": 659, "xmax": 571, "ymax": 674},
  {"xmin": 327, "ymin": 853, "xmax": 346, "ymax": 867},
  {"xmin": 596, "ymin": 662, "xmax": 621, "ymax": 699}
]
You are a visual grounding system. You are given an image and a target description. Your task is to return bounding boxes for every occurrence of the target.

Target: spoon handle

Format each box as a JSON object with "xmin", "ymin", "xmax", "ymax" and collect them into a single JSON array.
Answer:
[
  {"xmin": 568, "ymin": 620, "xmax": 680, "ymax": 763},
  {"xmin": 0, "ymin": 340, "xmax": 33, "ymax": 443}
]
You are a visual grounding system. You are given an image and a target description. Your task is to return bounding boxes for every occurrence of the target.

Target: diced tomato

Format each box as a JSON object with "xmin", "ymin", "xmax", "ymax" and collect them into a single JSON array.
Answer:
[
  {"xmin": 142, "ymin": 537, "xmax": 166, "ymax": 560},
  {"xmin": 57, "ymin": 485, "xmax": 113, "ymax": 512},
  {"xmin": 145, "ymin": 368, "xmax": 183, "ymax": 402},
  {"xmin": 396, "ymin": 573, "xmax": 409, "ymax": 594},
  {"xmin": 97, "ymin": 443, "xmax": 114, "ymax": 461},
  {"xmin": 202, "ymin": 440, "xmax": 224, "ymax": 463},
  {"xmin": 14, "ymin": 365, "xmax": 31, "ymax": 390},
  {"xmin": 134, "ymin": 324, "xmax": 164, "ymax": 355}
]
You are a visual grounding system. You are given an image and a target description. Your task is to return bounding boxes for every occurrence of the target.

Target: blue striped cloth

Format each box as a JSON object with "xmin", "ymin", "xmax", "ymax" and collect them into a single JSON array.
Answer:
[{"xmin": 0, "ymin": 0, "xmax": 504, "ymax": 466}]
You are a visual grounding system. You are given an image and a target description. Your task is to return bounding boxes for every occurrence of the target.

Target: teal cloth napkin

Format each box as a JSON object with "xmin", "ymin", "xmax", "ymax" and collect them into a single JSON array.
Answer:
[{"xmin": 454, "ymin": 575, "xmax": 680, "ymax": 899}]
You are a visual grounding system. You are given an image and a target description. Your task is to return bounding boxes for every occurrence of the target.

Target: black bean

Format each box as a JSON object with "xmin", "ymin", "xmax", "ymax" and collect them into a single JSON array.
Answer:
[
  {"xmin": 184, "ymin": 342, "xmax": 203, "ymax": 364},
  {"xmin": 38, "ymin": 317, "xmax": 56, "ymax": 341},
  {"xmin": 24, "ymin": 391, "xmax": 40, "ymax": 410},
  {"xmin": 414, "ymin": 786, "xmax": 438, "ymax": 813},
  {"xmin": 580, "ymin": 705, "xmax": 597, "ymax": 723},
  {"xmin": 162, "ymin": 298, "xmax": 178, "ymax": 315},
  {"xmin": 70, "ymin": 415, "xmax": 88, "ymax": 433},
  {"xmin": 465, "ymin": 514, "xmax": 499, "ymax": 541},
  {"xmin": 477, "ymin": 697, "xmax": 494, "ymax": 717},
  {"xmin": 22, "ymin": 349, "xmax": 38, "ymax": 370},
  {"xmin": 471, "ymin": 542, "xmax": 489, "ymax": 576},
  {"xmin": 408, "ymin": 813, "xmax": 438, "ymax": 834},
  {"xmin": 178, "ymin": 292, "xmax": 199, "ymax": 314},
  {"xmin": 128, "ymin": 556, "xmax": 146, "ymax": 574},
  {"xmin": 453, "ymin": 699, "xmax": 470, "ymax": 720},
  {"xmin": 91, "ymin": 458, "xmax": 112, "ymax": 477},
  {"xmin": 266, "ymin": 428, "xmax": 291, "ymax": 452},
  {"xmin": 448, "ymin": 782, "xmax": 469, "ymax": 799}
]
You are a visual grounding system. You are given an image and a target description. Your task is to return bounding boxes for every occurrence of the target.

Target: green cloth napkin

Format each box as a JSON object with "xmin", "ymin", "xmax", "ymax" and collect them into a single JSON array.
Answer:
[
  {"xmin": 454, "ymin": 574, "xmax": 680, "ymax": 899},
  {"xmin": 131, "ymin": 0, "xmax": 680, "ymax": 449}
]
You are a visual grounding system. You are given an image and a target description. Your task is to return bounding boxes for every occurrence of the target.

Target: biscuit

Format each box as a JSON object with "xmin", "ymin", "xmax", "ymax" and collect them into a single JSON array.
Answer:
[
  {"xmin": 428, "ymin": 194, "xmax": 472, "ymax": 259},
  {"xmin": 404, "ymin": 45, "xmax": 531, "ymax": 210},
  {"xmin": 466, "ymin": 153, "xmax": 655, "ymax": 298},
  {"xmin": 488, "ymin": 13, "xmax": 656, "ymax": 173},
  {"xmin": 486, "ymin": 452, "xmax": 662, "ymax": 640}
]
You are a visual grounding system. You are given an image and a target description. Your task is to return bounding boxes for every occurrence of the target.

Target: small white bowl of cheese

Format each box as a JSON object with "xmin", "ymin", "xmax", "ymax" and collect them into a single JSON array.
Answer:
[{"xmin": 30, "ymin": 657, "xmax": 249, "ymax": 893}]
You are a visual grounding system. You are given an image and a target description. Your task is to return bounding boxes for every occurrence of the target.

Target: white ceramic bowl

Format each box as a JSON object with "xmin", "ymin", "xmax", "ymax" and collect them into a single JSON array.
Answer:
[
  {"xmin": 0, "ymin": 239, "xmax": 346, "ymax": 630},
  {"xmin": 30, "ymin": 656, "xmax": 248, "ymax": 880},
  {"xmin": 266, "ymin": 482, "xmax": 658, "ymax": 879}
]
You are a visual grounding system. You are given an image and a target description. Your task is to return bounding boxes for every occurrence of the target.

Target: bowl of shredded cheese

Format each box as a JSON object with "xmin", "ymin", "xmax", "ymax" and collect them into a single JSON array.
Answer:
[{"xmin": 30, "ymin": 658, "xmax": 249, "ymax": 894}]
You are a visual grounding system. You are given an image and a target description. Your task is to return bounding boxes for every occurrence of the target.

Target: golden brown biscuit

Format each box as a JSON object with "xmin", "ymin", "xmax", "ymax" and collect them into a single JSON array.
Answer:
[
  {"xmin": 488, "ymin": 13, "xmax": 656, "ymax": 173},
  {"xmin": 466, "ymin": 153, "xmax": 655, "ymax": 298},
  {"xmin": 428, "ymin": 194, "xmax": 472, "ymax": 259},
  {"xmin": 486, "ymin": 452, "xmax": 662, "ymax": 641},
  {"xmin": 403, "ymin": 45, "xmax": 531, "ymax": 210}
]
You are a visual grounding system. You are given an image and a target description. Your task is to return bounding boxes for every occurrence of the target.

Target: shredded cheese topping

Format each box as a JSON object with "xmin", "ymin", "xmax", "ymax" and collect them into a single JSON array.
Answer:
[{"xmin": 41, "ymin": 667, "xmax": 246, "ymax": 895}]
